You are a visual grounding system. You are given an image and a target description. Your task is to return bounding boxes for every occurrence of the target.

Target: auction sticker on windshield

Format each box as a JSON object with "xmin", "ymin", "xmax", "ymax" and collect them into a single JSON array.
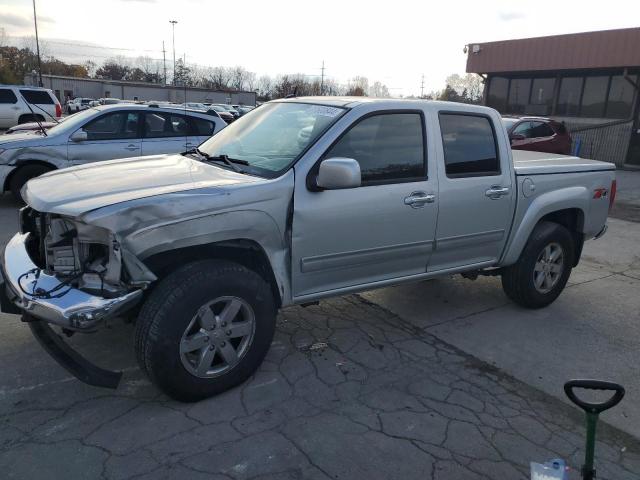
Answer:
[{"xmin": 307, "ymin": 105, "xmax": 343, "ymax": 117}]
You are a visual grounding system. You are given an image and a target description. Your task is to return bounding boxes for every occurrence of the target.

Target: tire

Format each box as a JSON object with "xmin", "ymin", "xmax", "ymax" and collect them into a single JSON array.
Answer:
[
  {"xmin": 134, "ymin": 260, "xmax": 277, "ymax": 402},
  {"xmin": 10, "ymin": 164, "xmax": 54, "ymax": 202},
  {"xmin": 501, "ymin": 221, "xmax": 574, "ymax": 309},
  {"xmin": 67, "ymin": 107, "xmax": 72, "ymax": 115}
]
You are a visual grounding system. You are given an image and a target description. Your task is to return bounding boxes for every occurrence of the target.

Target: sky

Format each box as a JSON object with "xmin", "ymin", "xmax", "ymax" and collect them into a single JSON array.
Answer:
[{"xmin": 1, "ymin": 0, "xmax": 639, "ymax": 96}]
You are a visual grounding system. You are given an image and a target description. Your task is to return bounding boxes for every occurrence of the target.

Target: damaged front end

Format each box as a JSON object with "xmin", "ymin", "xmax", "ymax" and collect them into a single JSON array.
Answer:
[
  {"xmin": 3, "ymin": 207, "xmax": 146, "ymax": 331},
  {"xmin": 0, "ymin": 207, "xmax": 154, "ymax": 388}
]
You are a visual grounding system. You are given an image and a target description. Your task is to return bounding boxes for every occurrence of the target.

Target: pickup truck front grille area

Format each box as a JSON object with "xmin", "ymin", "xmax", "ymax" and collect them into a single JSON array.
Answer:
[{"xmin": 19, "ymin": 207, "xmax": 47, "ymax": 268}]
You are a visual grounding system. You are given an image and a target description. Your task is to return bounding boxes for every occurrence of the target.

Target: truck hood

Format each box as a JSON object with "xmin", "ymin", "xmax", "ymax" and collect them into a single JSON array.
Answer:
[
  {"xmin": 513, "ymin": 150, "xmax": 616, "ymax": 175},
  {"xmin": 23, "ymin": 154, "xmax": 261, "ymax": 216}
]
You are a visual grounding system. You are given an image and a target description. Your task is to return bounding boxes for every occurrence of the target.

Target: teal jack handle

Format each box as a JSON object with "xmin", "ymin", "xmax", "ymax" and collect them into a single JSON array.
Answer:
[{"xmin": 564, "ymin": 380, "xmax": 625, "ymax": 480}]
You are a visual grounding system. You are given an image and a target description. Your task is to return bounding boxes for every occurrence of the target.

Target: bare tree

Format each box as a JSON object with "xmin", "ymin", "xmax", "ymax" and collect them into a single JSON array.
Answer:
[
  {"xmin": 370, "ymin": 81, "xmax": 390, "ymax": 98},
  {"xmin": 346, "ymin": 76, "xmax": 369, "ymax": 96}
]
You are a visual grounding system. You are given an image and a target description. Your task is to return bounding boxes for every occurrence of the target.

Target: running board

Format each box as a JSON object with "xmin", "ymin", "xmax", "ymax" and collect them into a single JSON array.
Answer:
[{"xmin": 28, "ymin": 318, "xmax": 122, "ymax": 389}]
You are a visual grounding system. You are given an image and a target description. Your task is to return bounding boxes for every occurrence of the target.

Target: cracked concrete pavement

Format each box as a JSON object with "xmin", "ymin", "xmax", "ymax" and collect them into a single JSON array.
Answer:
[
  {"xmin": 1, "ymin": 172, "xmax": 640, "ymax": 480},
  {"xmin": 1, "ymin": 296, "xmax": 639, "ymax": 480}
]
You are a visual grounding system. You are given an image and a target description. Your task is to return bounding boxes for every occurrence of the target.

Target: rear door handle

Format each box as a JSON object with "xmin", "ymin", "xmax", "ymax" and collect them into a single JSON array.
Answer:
[
  {"xmin": 485, "ymin": 186, "xmax": 509, "ymax": 199},
  {"xmin": 404, "ymin": 191, "xmax": 435, "ymax": 208}
]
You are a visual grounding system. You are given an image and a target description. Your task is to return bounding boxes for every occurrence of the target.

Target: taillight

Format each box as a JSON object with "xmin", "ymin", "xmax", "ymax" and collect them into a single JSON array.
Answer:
[
  {"xmin": 609, "ymin": 179, "xmax": 617, "ymax": 212},
  {"xmin": 55, "ymin": 103, "xmax": 62, "ymax": 117}
]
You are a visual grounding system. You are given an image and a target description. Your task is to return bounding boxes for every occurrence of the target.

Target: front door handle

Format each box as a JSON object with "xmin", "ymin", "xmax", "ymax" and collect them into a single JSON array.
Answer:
[
  {"xmin": 485, "ymin": 186, "xmax": 510, "ymax": 199},
  {"xmin": 124, "ymin": 144, "xmax": 139, "ymax": 151},
  {"xmin": 404, "ymin": 191, "xmax": 435, "ymax": 208}
]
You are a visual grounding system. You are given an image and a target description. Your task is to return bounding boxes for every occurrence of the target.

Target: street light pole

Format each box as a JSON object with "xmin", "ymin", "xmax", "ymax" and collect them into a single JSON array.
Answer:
[
  {"xmin": 32, "ymin": 0, "xmax": 43, "ymax": 87},
  {"xmin": 169, "ymin": 20, "xmax": 177, "ymax": 85}
]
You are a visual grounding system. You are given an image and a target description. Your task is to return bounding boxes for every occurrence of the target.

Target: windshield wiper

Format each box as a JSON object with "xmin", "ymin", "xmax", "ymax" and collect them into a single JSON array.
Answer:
[{"xmin": 187, "ymin": 148, "xmax": 249, "ymax": 173}]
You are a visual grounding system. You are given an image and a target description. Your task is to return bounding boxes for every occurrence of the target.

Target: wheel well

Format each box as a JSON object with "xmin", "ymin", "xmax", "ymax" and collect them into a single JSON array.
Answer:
[
  {"xmin": 18, "ymin": 113, "xmax": 45, "ymax": 124},
  {"xmin": 143, "ymin": 240, "xmax": 282, "ymax": 307},
  {"xmin": 538, "ymin": 208, "xmax": 585, "ymax": 266},
  {"xmin": 3, "ymin": 161, "xmax": 57, "ymax": 192}
]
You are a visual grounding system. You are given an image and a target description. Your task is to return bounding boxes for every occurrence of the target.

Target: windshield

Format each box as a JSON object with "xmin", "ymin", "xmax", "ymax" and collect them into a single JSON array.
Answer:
[
  {"xmin": 502, "ymin": 118, "xmax": 518, "ymax": 130},
  {"xmin": 198, "ymin": 102, "xmax": 346, "ymax": 177},
  {"xmin": 46, "ymin": 108, "xmax": 99, "ymax": 134}
]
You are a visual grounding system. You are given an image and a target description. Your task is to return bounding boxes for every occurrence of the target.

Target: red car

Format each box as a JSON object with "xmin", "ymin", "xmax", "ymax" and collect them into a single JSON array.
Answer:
[{"xmin": 502, "ymin": 117, "xmax": 572, "ymax": 155}]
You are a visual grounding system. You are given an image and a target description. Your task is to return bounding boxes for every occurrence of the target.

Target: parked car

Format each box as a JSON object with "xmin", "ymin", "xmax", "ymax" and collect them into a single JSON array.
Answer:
[
  {"xmin": 213, "ymin": 104, "xmax": 240, "ymax": 119},
  {"xmin": 503, "ymin": 116, "xmax": 572, "ymax": 155},
  {"xmin": 0, "ymin": 104, "xmax": 226, "ymax": 200},
  {"xmin": 202, "ymin": 105, "xmax": 235, "ymax": 123},
  {"xmin": 100, "ymin": 98, "xmax": 124, "ymax": 105},
  {"xmin": 0, "ymin": 98, "xmax": 616, "ymax": 401},
  {"xmin": 66, "ymin": 97, "xmax": 93, "ymax": 114},
  {"xmin": 233, "ymin": 105, "xmax": 254, "ymax": 116},
  {"xmin": 0, "ymin": 85, "xmax": 62, "ymax": 129}
]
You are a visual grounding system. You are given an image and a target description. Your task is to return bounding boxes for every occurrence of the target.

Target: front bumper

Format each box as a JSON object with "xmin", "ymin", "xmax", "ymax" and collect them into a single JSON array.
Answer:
[{"xmin": 1, "ymin": 232, "xmax": 142, "ymax": 331}]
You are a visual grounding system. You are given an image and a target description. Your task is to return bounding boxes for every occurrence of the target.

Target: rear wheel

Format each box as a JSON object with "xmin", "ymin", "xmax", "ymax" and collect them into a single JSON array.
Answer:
[
  {"xmin": 501, "ymin": 221, "xmax": 574, "ymax": 309},
  {"xmin": 10, "ymin": 164, "xmax": 54, "ymax": 202},
  {"xmin": 134, "ymin": 260, "xmax": 277, "ymax": 402}
]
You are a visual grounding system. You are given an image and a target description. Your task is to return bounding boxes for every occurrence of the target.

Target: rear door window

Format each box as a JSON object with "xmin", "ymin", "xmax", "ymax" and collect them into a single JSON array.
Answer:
[
  {"xmin": 439, "ymin": 113, "xmax": 500, "ymax": 178},
  {"xmin": 20, "ymin": 90, "xmax": 54, "ymax": 104},
  {"xmin": 144, "ymin": 112, "xmax": 190, "ymax": 138},
  {"xmin": 83, "ymin": 111, "xmax": 140, "ymax": 140},
  {"xmin": 0, "ymin": 89, "xmax": 18, "ymax": 104}
]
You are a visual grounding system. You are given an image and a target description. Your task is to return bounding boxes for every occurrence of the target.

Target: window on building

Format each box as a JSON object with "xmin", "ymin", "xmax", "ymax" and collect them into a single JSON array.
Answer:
[
  {"xmin": 487, "ymin": 77, "xmax": 509, "ymax": 112},
  {"xmin": 529, "ymin": 78, "xmax": 555, "ymax": 115},
  {"xmin": 439, "ymin": 113, "xmax": 499, "ymax": 177},
  {"xmin": 19, "ymin": 89, "xmax": 54, "ymax": 104},
  {"xmin": 556, "ymin": 77, "xmax": 583, "ymax": 116},
  {"xmin": 606, "ymin": 75, "xmax": 637, "ymax": 119},
  {"xmin": 506, "ymin": 78, "xmax": 531, "ymax": 114},
  {"xmin": 0, "ymin": 88, "xmax": 18, "ymax": 104},
  {"xmin": 580, "ymin": 76, "xmax": 609, "ymax": 117},
  {"xmin": 83, "ymin": 111, "xmax": 140, "ymax": 140},
  {"xmin": 324, "ymin": 113, "xmax": 426, "ymax": 184}
]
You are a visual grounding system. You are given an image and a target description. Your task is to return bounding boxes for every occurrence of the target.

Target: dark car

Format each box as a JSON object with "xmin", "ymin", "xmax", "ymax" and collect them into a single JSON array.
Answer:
[
  {"xmin": 502, "ymin": 117, "xmax": 572, "ymax": 155},
  {"xmin": 204, "ymin": 105, "xmax": 235, "ymax": 123}
]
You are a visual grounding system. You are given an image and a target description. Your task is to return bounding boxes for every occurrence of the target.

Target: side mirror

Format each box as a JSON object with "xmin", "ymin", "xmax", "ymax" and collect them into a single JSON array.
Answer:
[
  {"xmin": 510, "ymin": 133, "xmax": 525, "ymax": 142},
  {"xmin": 316, "ymin": 158, "xmax": 361, "ymax": 190},
  {"xmin": 70, "ymin": 130, "xmax": 88, "ymax": 142}
]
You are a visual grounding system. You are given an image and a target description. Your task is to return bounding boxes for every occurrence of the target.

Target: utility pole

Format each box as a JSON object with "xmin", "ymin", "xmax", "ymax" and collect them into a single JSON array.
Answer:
[
  {"xmin": 162, "ymin": 41, "xmax": 167, "ymax": 85},
  {"xmin": 169, "ymin": 20, "xmax": 178, "ymax": 85},
  {"xmin": 420, "ymin": 74, "xmax": 425, "ymax": 98},
  {"xmin": 32, "ymin": 0, "xmax": 43, "ymax": 87},
  {"xmin": 320, "ymin": 60, "xmax": 325, "ymax": 96}
]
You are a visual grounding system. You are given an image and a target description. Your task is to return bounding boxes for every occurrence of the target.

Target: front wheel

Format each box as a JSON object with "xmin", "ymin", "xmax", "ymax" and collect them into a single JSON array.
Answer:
[
  {"xmin": 134, "ymin": 260, "xmax": 277, "ymax": 402},
  {"xmin": 501, "ymin": 221, "xmax": 574, "ymax": 309},
  {"xmin": 10, "ymin": 164, "xmax": 54, "ymax": 202}
]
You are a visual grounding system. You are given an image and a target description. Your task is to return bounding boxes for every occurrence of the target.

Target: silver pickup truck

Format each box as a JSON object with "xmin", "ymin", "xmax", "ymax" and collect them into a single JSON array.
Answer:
[{"xmin": 0, "ymin": 97, "xmax": 616, "ymax": 401}]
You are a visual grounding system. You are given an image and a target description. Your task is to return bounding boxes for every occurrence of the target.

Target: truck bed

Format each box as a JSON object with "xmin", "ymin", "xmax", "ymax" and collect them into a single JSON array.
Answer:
[{"xmin": 512, "ymin": 150, "xmax": 616, "ymax": 175}]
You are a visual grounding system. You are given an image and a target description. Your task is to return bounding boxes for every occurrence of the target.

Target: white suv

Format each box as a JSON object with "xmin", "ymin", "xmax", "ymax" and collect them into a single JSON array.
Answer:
[
  {"xmin": 66, "ymin": 97, "xmax": 93, "ymax": 114},
  {"xmin": 0, "ymin": 86, "xmax": 62, "ymax": 129}
]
